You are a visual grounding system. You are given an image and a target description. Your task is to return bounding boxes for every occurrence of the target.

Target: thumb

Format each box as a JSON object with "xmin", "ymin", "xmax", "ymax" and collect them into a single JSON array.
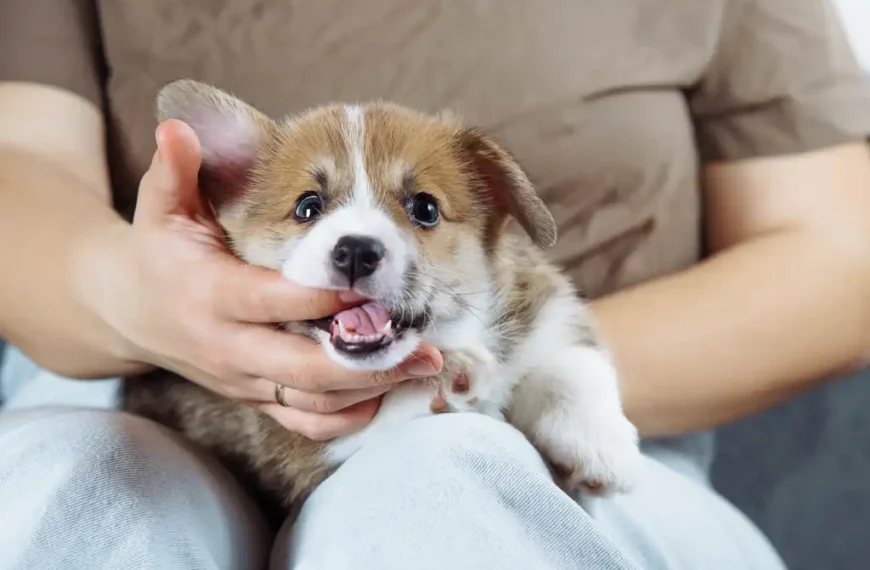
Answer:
[{"xmin": 135, "ymin": 119, "xmax": 204, "ymax": 222}]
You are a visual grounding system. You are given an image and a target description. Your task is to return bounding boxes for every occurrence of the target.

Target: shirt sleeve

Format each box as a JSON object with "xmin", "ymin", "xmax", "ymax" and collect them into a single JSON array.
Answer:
[
  {"xmin": 0, "ymin": 0, "xmax": 105, "ymax": 108},
  {"xmin": 690, "ymin": 0, "xmax": 870, "ymax": 162}
]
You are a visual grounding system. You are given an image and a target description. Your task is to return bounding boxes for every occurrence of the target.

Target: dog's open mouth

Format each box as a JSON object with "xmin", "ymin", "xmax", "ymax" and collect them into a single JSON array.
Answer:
[{"xmin": 308, "ymin": 301, "xmax": 426, "ymax": 356}]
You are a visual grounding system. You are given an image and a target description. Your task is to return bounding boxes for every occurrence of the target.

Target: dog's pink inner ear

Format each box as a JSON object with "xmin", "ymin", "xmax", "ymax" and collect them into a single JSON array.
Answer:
[
  {"xmin": 194, "ymin": 111, "xmax": 262, "ymax": 170},
  {"xmin": 157, "ymin": 80, "xmax": 274, "ymax": 212},
  {"xmin": 189, "ymin": 110, "xmax": 266, "ymax": 210}
]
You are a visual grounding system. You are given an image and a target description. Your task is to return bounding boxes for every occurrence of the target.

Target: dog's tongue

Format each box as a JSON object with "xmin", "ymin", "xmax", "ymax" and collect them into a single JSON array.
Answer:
[{"xmin": 333, "ymin": 302, "xmax": 392, "ymax": 336}]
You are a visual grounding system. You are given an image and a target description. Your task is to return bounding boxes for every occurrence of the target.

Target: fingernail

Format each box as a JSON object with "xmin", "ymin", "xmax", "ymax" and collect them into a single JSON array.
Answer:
[
  {"xmin": 402, "ymin": 357, "xmax": 438, "ymax": 377},
  {"xmin": 339, "ymin": 290, "xmax": 367, "ymax": 303},
  {"xmin": 155, "ymin": 123, "xmax": 166, "ymax": 148},
  {"xmin": 152, "ymin": 132, "xmax": 165, "ymax": 167}
]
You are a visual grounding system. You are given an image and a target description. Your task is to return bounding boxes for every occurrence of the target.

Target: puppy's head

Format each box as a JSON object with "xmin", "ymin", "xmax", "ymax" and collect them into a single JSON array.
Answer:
[{"xmin": 157, "ymin": 79, "xmax": 556, "ymax": 371}]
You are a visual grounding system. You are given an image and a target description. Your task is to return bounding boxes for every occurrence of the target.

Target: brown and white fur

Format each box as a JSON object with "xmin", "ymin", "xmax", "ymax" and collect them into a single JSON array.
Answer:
[{"xmin": 124, "ymin": 79, "xmax": 643, "ymax": 524}]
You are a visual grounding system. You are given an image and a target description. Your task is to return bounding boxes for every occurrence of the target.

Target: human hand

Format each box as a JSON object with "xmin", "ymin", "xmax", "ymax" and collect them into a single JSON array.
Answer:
[{"xmin": 85, "ymin": 119, "xmax": 443, "ymax": 439}]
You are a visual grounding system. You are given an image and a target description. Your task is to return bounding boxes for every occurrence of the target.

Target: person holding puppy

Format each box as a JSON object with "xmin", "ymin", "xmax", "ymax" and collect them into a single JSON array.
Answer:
[{"xmin": 1, "ymin": 0, "xmax": 869, "ymax": 569}]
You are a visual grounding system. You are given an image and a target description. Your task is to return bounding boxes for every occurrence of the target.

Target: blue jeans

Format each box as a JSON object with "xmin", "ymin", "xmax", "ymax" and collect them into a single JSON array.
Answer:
[{"xmin": 0, "ymin": 347, "xmax": 786, "ymax": 569}]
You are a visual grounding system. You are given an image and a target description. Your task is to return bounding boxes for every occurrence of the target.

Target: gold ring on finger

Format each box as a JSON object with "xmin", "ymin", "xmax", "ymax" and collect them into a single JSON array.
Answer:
[{"xmin": 275, "ymin": 384, "xmax": 291, "ymax": 407}]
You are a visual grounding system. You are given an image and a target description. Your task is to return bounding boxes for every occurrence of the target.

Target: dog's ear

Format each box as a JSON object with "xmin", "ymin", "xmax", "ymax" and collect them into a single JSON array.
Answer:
[
  {"xmin": 458, "ymin": 127, "xmax": 557, "ymax": 249},
  {"xmin": 156, "ymin": 79, "xmax": 276, "ymax": 211}
]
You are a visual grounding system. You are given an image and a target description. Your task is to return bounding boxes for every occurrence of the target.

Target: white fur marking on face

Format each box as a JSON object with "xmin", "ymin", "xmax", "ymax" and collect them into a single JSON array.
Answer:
[
  {"xmin": 343, "ymin": 105, "xmax": 373, "ymax": 207},
  {"xmin": 282, "ymin": 199, "xmax": 417, "ymax": 371},
  {"xmin": 280, "ymin": 204, "xmax": 411, "ymax": 298}
]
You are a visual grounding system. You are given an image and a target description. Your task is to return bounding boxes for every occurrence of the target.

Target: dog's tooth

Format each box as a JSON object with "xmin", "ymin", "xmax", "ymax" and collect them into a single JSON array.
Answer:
[
  {"xmin": 338, "ymin": 321, "xmax": 348, "ymax": 337},
  {"xmin": 381, "ymin": 320, "xmax": 392, "ymax": 333}
]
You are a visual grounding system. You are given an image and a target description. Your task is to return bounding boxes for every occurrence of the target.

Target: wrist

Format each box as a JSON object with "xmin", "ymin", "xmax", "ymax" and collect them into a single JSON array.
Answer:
[{"xmin": 70, "ymin": 218, "xmax": 152, "ymax": 369}]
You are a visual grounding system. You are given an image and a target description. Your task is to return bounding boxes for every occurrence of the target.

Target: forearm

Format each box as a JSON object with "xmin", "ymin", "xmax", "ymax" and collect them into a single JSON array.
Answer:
[
  {"xmin": 592, "ymin": 229, "xmax": 870, "ymax": 438},
  {"xmin": 0, "ymin": 148, "xmax": 148, "ymax": 378}
]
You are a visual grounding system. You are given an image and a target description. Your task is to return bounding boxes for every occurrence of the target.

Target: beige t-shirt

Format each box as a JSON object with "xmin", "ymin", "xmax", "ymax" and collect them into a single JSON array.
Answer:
[{"xmin": 2, "ymin": 0, "xmax": 869, "ymax": 298}]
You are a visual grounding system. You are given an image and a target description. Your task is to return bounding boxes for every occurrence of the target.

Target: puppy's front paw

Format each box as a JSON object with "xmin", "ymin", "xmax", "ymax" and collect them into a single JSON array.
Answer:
[{"xmin": 539, "ymin": 410, "xmax": 643, "ymax": 497}]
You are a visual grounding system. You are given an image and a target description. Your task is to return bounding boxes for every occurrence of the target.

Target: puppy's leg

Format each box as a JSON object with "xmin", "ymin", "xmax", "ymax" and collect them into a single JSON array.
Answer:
[{"xmin": 508, "ymin": 344, "xmax": 643, "ymax": 496}]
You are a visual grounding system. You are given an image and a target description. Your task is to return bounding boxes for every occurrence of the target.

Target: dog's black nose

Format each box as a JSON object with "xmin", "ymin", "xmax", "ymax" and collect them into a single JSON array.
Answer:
[{"xmin": 331, "ymin": 235, "xmax": 385, "ymax": 285}]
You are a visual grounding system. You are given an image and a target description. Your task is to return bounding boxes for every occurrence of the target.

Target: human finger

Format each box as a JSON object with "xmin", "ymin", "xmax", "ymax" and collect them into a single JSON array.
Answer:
[
  {"xmin": 135, "ymin": 119, "xmax": 203, "ymax": 222},
  {"xmin": 232, "ymin": 326, "xmax": 442, "ymax": 391},
  {"xmin": 268, "ymin": 384, "xmax": 393, "ymax": 413},
  {"xmin": 258, "ymin": 398, "xmax": 382, "ymax": 440},
  {"xmin": 210, "ymin": 259, "xmax": 366, "ymax": 324}
]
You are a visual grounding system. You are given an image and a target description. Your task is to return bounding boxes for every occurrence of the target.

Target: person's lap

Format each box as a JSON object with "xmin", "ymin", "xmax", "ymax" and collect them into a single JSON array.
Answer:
[{"xmin": 0, "ymin": 347, "xmax": 787, "ymax": 570}]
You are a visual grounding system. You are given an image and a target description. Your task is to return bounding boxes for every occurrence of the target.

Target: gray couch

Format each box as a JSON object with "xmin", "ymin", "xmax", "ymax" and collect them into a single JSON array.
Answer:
[{"xmin": 713, "ymin": 370, "xmax": 870, "ymax": 570}]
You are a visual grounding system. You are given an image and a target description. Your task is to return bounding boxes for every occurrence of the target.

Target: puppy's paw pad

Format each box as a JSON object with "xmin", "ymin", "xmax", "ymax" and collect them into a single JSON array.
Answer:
[
  {"xmin": 450, "ymin": 372, "xmax": 471, "ymax": 395},
  {"xmin": 429, "ymin": 392, "xmax": 450, "ymax": 414},
  {"xmin": 580, "ymin": 480, "xmax": 606, "ymax": 494}
]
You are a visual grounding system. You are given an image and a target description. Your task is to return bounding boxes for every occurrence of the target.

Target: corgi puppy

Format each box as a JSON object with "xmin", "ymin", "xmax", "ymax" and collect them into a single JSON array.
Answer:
[{"xmin": 124, "ymin": 79, "xmax": 643, "ymax": 522}]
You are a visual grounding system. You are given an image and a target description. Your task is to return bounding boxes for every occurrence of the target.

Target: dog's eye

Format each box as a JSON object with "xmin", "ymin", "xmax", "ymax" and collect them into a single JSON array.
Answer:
[
  {"xmin": 293, "ymin": 192, "xmax": 324, "ymax": 222},
  {"xmin": 408, "ymin": 192, "xmax": 440, "ymax": 228}
]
